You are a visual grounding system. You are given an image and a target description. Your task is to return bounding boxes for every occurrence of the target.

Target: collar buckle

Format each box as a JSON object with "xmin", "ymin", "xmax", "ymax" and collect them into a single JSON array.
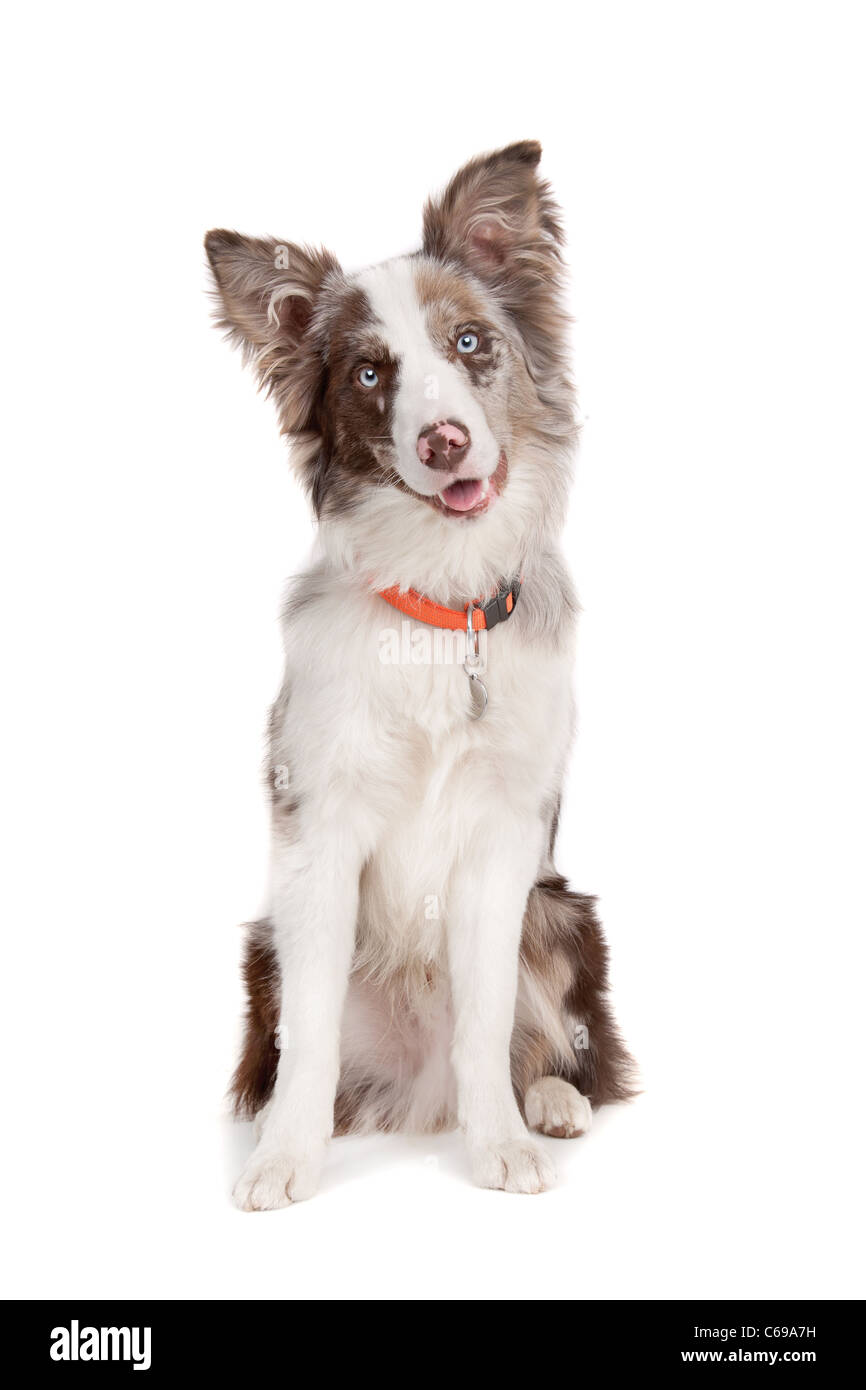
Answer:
[{"xmin": 480, "ymin": 577, "xmax": 521, "ymax": 631}]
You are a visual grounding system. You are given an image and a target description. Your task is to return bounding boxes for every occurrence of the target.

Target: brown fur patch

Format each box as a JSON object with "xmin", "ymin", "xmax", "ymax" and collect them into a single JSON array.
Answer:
[
  {"xmin": 313, "ymin": 288, "xmax": 399, "ymax": 514},
  {"xmin": 515, "ymin": 878, "xmax": 638, "ymax": 1109},
  {"xmin": 229, "ymin": 920, "xmax": 279, "ymax": 1119}
]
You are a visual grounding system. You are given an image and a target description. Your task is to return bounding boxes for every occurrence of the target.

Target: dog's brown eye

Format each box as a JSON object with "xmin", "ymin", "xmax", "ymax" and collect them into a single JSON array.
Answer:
[{"xmin": 358, "ymin": 366, "xmax": 379, "ymax": 388}]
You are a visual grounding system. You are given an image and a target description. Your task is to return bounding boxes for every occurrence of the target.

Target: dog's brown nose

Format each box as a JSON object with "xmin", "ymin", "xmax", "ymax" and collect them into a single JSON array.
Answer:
[{"xmin": 416, "ymin": 420, "xmax": 471, "ymax": 470}]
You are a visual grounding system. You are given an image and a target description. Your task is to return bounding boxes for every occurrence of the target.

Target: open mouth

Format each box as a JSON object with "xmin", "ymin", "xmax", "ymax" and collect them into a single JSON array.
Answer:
[{"xmin": 428, "ymin": 451, "xmax": 508, "ymax": 519}]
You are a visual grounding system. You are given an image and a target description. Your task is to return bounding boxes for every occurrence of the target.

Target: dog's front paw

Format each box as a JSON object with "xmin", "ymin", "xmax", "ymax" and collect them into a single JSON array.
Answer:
[
  {"xmin": 469, "ymin": 1136, "xmax": 556, "ymax": 1194},
  {"xmin": 233, "ymin": 1143, "xmax": 323, "ymax": 1211}
]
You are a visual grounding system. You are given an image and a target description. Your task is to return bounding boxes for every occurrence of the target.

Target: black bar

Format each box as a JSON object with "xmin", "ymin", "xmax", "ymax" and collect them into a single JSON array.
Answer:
[{"xmin": 2, "ymin": 1299, "xmax": 859, "ymax": 1375}]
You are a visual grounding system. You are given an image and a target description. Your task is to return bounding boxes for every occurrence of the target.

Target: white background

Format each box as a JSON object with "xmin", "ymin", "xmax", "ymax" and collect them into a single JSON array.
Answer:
[{"xmin": 2, "ymin": 1, "xmax": 864, "ymax": 1300}]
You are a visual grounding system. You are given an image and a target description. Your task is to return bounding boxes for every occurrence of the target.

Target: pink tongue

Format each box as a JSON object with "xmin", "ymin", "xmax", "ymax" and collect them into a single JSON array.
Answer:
[{"xmin": 441, "ymin": 478, "xmax": 484, "ymax": 512}]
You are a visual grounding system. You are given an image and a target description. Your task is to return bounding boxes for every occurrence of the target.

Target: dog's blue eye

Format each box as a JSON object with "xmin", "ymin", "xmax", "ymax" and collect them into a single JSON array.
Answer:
[
  {"xmin": 457, "ymin": 332, "xmax": 479, "ymax": 355},
  {"xmin": 358, "ymin": 367, "xmax": 379, "ymax": 388}
]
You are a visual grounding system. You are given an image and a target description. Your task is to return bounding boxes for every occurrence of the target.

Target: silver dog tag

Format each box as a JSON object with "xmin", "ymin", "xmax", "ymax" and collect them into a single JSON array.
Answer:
[{"xmin": 464, "ymin": 606, "xmax": 488, "ymax": 720}]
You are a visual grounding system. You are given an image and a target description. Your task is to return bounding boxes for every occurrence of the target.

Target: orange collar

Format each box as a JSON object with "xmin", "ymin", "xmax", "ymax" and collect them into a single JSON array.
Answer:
[{"xmin": 378, "ymin": 577, "xmax": 521, "ymax": 632}]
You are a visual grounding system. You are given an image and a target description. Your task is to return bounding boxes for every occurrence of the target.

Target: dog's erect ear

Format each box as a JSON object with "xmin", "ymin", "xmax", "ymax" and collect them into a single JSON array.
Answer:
[
  {"xmin": 422, "ymin": 142, "xmax": 570, "ymax": 388},
  {"xmin": 423, "ymin": 140, "xmax": 563, "ymax": 278},
  {"xmin": 204, "ymin": 230, "xmax": 341, "ymax": 434}
]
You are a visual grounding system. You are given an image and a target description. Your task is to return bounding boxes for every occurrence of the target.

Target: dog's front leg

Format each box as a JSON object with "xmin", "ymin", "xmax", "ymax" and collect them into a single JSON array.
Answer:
[
  {"xmin": 232, "ymin": 825, "xmax": 365, "ymax": 1211},
  {"xmin": 447, "ymin": 817, "xmax": 555, "ymax": 1194}
]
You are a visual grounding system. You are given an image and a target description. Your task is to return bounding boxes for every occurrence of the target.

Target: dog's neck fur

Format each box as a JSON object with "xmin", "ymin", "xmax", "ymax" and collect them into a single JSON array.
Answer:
[{"xmin": 318, "ymin": 446, "xmax": 570, "ymax": 606}]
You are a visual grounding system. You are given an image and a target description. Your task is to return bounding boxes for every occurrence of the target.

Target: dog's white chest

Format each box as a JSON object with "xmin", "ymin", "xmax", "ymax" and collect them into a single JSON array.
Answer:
[{"xmin": 357, "ymin": 733, "xmax": 479, "ymax": 968}]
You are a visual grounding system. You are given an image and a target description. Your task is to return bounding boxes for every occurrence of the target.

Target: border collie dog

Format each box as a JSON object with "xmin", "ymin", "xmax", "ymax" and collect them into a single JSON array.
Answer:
[{"xmin": 206, "ymin": 141, "xmax": 634, "ymax": 1209}]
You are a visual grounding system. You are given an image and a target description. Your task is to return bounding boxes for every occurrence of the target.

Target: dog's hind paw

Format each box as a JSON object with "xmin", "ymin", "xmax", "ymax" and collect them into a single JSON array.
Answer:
[
  {"xmin": 470, "ymin": 1136, "xmax": 556, "ymax": 1194},
  {"xmin": 524, "ymin": 1076, "xmax": 593, "ymax": 1138}
]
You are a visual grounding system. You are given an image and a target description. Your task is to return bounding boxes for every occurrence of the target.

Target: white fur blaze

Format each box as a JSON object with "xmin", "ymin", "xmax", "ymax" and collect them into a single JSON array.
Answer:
[{"xmin": 355, "ymin": 258, "xmax": 501, "ymax": 496}]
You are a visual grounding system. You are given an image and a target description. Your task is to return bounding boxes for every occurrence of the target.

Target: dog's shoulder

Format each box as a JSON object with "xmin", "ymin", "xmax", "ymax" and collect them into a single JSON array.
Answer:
[{"xmin": 510, "ymin": 547, "xmax": 579, "ymax": 652}]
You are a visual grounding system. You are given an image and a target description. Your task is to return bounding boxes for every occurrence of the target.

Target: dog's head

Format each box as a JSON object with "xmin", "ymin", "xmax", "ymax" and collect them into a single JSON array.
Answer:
[{"xmin": 206, "ymin": 142, "xmax": 575, "ymax": 591}]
